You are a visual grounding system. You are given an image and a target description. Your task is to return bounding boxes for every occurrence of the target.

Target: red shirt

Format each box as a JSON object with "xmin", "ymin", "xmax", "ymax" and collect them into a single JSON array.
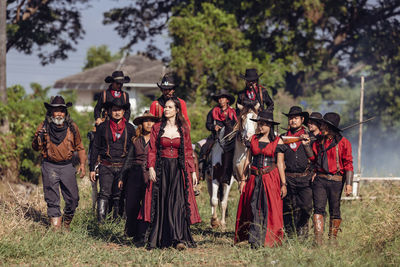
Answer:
[
  {"xmin": 309, "ymin": 136, "xmax": 353, "ymax": 174},
  {"xmin": 149, "ymin": 98, "xmax": 191, "ymax": 128}
]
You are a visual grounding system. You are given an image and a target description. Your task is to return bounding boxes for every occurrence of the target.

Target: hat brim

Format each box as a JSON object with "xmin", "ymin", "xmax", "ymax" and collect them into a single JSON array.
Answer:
[
  {"xmin": 157, "ymin": 83, "xmax": 176, "ymax": 90},
  {"xmin": 239, "ymin": 73, "xmax": 263, "ymax": 81},
  {"xmin": 105, "ymin": 76, "xmax": 131, "ymax": 83},
  {"xmin": 212, "ymin": 94, "xmax": 235, "ymax": 104},
  {"xmin": 250, "ymin": 118, "xmax": 280, "ymax": 125},
  {"xmin": 44, "ymin": 102, "xmax": 73, "ymax": 110},
  {"xmin": 282, "ymin": 112, "xmax": 309, "ymax": 125},
  {"xmin": 133, "ymin": 115, "xmax": 161, "ymax": 126},
  {"xmin": 323, "ymin": 120, "xmax": 342, "ymax": 132}
]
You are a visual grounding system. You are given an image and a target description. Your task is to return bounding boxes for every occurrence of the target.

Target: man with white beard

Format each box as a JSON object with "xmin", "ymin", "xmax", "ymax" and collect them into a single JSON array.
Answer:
[{"xmin": 32, "ymin": 96, "xmax": 86, "ymax": 231}]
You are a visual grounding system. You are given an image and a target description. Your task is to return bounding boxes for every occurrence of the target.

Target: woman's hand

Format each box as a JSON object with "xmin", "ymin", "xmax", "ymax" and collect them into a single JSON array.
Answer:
[
  {"xmin": 239, "ymin": 181, "xmax": 246, "ymax": 194},
  {"xmin": 149, "ymin": 167, "xmax": 156, "ymax": 182},
  {"xmin": 118, "ymin": 180, "xmax": 123, "ymax": 190},
  {"xmin": 192, "ymin": 172, "xmax": 198, "ymax": 186},
  {"xmin": 281, "ymin": 184, "xmax": 287, "ymax": 199}
]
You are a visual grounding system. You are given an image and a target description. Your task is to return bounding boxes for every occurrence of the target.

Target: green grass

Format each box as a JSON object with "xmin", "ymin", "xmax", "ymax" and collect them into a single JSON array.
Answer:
[{"xmin": 0, "ymin": 179, "xmax": 400, "ymax": 266}]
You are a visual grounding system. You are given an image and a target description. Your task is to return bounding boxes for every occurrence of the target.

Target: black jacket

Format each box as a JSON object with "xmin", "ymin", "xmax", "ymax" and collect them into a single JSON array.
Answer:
[
  {"xmin": 94, "ymin": 88, "xmax": 131, "ymax": 121},
  {"xmin": 236, "ymin": 85, "xmax": 274, "ymax": 112}
]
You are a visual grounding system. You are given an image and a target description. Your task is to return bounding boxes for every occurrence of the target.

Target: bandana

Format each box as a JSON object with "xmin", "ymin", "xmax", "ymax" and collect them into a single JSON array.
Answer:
[
  {"xmin": 111, "ymin": 90, "xmax": 122, "ymax": 98},
  {"xmin": 246, "ymin": 89, "xmax": 256, "ymax": 101},
  {"xmin": 286, "ymin": 127, "xmax": 305, "ymax": 152},
  {"xmin": 317, "ymin": 135, "xmax": 342, "ymax": 173},
  {"xmin": 212, "ymin": 106, "xmax": 237, "ymax": 122},
  {"xmin": 109, "ymin": 117, "xmax": 126, "ymax": 142},
  {"xmin": 48, "ymin": 121, "xmax": 68, "ymax": 146}
]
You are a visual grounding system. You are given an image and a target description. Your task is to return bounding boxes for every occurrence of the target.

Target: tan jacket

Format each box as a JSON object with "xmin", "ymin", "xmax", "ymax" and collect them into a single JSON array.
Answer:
[{"xmin": 32, "ymin": 121, "xmax": 85, "ymax": 162}]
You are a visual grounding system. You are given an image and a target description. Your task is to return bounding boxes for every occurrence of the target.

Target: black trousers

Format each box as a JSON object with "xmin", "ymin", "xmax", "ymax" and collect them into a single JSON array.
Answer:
[
  {"xmin": 312, "ymin": 176, "xmax": 344, "ymax": 219},
  {"xmin": 98, "ymin": 164, "xmax": 122, "ymax": 203},
  {"xmin": 283, "ymin": 174, "xmax": 313, "ymax": 235},
  {"xmin": 42, "ymin": 161, "xmax": 79, "ymax": 218},
  {"xmin": 124, "ymin": 165, "xmax": 148, "ymax": 239}
]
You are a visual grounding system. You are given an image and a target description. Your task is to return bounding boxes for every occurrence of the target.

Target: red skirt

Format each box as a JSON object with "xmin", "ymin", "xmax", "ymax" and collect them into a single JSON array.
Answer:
[{"xmin": 234, "ymin": 167, "xmax": 284, "ymax": 247}]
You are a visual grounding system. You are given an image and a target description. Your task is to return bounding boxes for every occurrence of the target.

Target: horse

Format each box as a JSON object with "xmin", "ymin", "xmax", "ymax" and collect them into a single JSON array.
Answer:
[
  {"xmin": 201, "ymin": 127, "xmax": 235, "ymax": 231},
  {"xmin": 232, "ymin": 107, "xmax": 258, "ymax": 181}
]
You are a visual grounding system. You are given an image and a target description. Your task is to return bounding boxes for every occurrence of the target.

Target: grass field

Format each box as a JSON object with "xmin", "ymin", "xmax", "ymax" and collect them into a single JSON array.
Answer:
[{"xmin": 0, "ymin": 178, "xmax": 399, "ymax": 266}]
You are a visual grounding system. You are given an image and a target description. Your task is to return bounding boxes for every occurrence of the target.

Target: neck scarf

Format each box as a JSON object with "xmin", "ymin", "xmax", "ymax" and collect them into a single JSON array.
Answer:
[
  {"xmin": 109, "ymin": 117, "xmax": 126, "ymax": 142},
  {"xmin": 286, "ymin": 127, "xmax": 305, "ymax": 152},
  {"xmin": 317, "ymin": 135, "xmax": 342, "ymax": 173},
  {"xmin": 212, "ymin": 106, "xmax": 237, "ymax": 122},
  {"xmin": 48, "ymin": 122, "xmax": 69, "ymax": 146},
  {"xmin": 111, "ymin": 90, "xmax": 122, "ymax": 98},
  {"xmin": 246, "ymin": 88, "xmax": 256, "ymax": 100}
]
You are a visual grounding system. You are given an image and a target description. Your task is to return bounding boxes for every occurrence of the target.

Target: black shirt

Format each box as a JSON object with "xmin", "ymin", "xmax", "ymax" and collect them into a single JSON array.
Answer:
[
  {"xmin": 89, "ymin": 120, "xmax": 135, "ymax": 171},
  {"xmin": 276, "ymin": 142, "xmax": 310, "ymax": 173},
  {"xmin": 94, "ymin": 87, "xmax": 131, "ymax": 121}
]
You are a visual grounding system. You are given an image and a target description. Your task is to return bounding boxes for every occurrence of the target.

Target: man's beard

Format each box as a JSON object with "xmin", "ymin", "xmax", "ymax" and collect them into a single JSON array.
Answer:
[{"xmin": 51, "ymin": 116, "xmax": 65, "ymax": 125}]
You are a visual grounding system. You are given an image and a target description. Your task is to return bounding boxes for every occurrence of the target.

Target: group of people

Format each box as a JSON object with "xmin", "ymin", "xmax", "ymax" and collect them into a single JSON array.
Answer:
[{"xmin": 32, "ymin": 68, "xmax": 353, "ymax": 250}]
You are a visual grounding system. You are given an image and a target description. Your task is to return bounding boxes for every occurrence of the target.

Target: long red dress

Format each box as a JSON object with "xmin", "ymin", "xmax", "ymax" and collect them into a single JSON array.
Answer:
[{"xmin": 234, "ymin": 135, "xmax": 284, "ymax": 247}]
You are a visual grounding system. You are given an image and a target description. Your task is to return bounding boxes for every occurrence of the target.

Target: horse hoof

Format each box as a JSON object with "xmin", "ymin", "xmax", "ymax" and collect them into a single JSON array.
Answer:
[
  {"xmin": 210, "ymin": 217, "xmax": 220, "ymax": 228},
  {"xmin": 220, "ymin": 223, "xmax": 227, "ymax": 231}
]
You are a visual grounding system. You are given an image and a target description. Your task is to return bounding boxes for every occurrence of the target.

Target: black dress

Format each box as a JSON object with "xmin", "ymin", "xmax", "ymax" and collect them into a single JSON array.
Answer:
[{"xmin": 147, "ymin": 137, "xmax": 196, "ymax": 248}]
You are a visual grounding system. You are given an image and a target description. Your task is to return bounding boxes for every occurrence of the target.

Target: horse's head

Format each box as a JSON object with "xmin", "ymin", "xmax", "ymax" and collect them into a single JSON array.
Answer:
[{"xmin": 238, "ymin": 107, "xmax": 258, "ymax": 142}]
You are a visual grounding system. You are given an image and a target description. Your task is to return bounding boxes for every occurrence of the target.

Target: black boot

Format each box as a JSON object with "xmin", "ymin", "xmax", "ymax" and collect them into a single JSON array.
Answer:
[
  {"xmin": 97, "ymin": 198, "xmax": 108, "ymax": 224},
  {"xmin": 112, "ymin": 200, "xmax": 121, "ymax": 221}
]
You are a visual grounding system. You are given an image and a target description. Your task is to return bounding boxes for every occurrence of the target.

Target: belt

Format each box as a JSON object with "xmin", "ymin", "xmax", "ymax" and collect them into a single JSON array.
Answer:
[
  {"xmin": 286, "ymin": 169, "xmax": 312, "ymax": 178},
  {"xmin": 317, "ymin": 173, "xmax": 343, "ymax": 182},
  {"xmin": 251, "ymin": 164, "xmax": 276, "ymax": 176},
  {"xmin": 100, "ymin": 159, "xmax": 124, "ymax": 168}
]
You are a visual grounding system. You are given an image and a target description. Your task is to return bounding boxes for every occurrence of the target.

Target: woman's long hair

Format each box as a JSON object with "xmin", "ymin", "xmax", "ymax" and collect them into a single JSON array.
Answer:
[
  {"xmin": 133, "ymin": 125, "xmax": 143, "ymax": 142},
  {"xmin": 256, "ymin": 122, "xmax": 276, "ymax": 142},
  {"xmin": 154, "ymin": 97, "xmax": 191, "ymax": 222}
]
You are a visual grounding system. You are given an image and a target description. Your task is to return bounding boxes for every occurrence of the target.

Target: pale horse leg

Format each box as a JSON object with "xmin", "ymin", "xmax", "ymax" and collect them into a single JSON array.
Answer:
[
  {"xmin": 208, "ymin": 141, "xmax": 224, "ymax": 228},
  {"xmin": 220, "ymin": 175, "xmax": 235, "ymax": 231}
]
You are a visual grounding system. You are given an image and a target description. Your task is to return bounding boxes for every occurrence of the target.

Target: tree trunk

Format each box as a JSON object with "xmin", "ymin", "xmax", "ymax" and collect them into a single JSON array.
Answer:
[{"xmin": 0, "ymin": 0, "xmax": 9, "ymax": 133}]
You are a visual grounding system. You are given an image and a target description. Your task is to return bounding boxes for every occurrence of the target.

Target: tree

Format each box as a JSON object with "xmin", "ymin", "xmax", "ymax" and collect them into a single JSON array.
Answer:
[
  {"xmin": 6, "ymin": 0, "xmax": 89, "ymax": 65},
  {"xmin": 82, "ymin": 45, "xmax": 123, "ymax": 70}
]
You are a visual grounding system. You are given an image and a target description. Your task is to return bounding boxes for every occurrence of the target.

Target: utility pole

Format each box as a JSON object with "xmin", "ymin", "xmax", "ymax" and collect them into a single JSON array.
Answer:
[{"xmin": 0, "ymin": 0, "xmax": 9, "ymax": 133}]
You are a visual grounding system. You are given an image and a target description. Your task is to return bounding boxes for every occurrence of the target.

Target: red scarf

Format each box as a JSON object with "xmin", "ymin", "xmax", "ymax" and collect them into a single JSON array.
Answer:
[
  {"xmin": 212, "ymin": 106, "xmax": 237, "ymax": 122},
  {"xmin": 246, "ymin": 88, "xmax": 256, "ymax": 100},
  {"xmin": 109, "ymin": 118, "xmax": 126, "ymax": 141},
  {"xmin": 286, "ymin": 127, "xmax": 305, "ymax": 152},
  {"xmin": 111, "ymin": 90, "xmax": 122, "ymax": 98}
]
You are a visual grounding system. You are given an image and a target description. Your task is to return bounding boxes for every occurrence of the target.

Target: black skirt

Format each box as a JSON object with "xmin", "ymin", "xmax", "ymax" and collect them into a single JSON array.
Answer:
[{"xmin": 147, "ymin": 157, "xmax": 196, "ymax": 248}]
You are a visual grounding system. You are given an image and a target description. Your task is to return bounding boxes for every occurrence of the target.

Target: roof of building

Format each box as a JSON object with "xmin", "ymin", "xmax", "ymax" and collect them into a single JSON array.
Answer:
[{"xmin": 53, "ymin": 54, "xmax": 165, "ymax": 94}]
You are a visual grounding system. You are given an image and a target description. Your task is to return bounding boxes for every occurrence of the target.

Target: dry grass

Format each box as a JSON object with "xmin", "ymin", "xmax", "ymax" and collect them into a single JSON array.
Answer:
[{"xmin": 0, "ymin": 178, "xmax": 400, "ymax": 266}]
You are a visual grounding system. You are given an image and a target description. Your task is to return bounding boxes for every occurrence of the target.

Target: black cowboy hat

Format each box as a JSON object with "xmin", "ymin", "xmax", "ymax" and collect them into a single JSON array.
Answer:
[
  {"xmin": 322, "ymin": 112, "xmax": 342, "ymax": 132},
  {"xmin": 239, "ymin": 68, "xmax": 263, "ymax": 82},
  {"xmin": 283, "ymin": 106, "xmax": 309, "ymax": 124},
  {"xmin": 104, "ymin": 97, "xmax": 130, "ymax": 111},
  {"xmin": 157, "ymin": 73, "xmax": 176, "ymax": 90},
  {"xmin": 309, "ymin": 112, "xmax": 323, "ymax": 121},
  {"xmin": 212, "ymin": 89, "xmax": 235, "ymax": 104},
  {"xmin": 44, "ymin": 96, "xmax": 72, "ymax": 110},
  {"xmin": 250, "ymin": 110, "xmax": 280, "ymax": 125},
  {"xmin": 104, "ymin": 71, "xmax": 131, "ymax": 84},
  {"xmin": 133, "ymin": 110, "xmax": 160, "ymax": 126}
]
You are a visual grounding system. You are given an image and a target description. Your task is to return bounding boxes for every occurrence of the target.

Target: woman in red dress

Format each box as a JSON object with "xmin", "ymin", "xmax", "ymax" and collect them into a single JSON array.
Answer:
[
  {"xmin": 142, "ymin": 97, "xmax": 201, "ymax": 250},
  {"xmin": 235, "ymin": 110, "xmax": 287, "ymax": 248}
]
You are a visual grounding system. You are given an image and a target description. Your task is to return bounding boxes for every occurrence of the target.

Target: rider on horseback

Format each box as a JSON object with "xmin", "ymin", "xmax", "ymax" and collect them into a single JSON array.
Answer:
[
  {"xmin": 236, "ymin": 68, "xmax": 274, "ymax": 114},
  {"xmin": 199, "ymin": 89, "xmax": 237, "ymax": 182}
]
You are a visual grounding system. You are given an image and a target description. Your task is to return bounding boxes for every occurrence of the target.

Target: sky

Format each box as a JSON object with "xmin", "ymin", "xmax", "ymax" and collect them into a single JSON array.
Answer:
[{"xmin": 6, "ymin": 0, "xmax": 169, "ymax": 92}]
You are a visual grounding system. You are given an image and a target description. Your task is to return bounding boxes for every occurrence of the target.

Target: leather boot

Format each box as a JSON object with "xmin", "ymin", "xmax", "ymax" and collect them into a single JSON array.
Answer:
[
  {"xmin": 97, "ymin": 198, "xmax": 108, "ymax": 224},
  {"xmin": 329, "ymin": 219, "xmax": 342, "ymax": 240},
  {"xmin": 112, "ymin": 202, "xmax": 120, "ymax": 222},
  {"xmin": 62, "ymin": 214, "xmax": 74, "ymax": 231},
  {"xmin": 50, "ymin": 217, "xmax": 62, "ymax": 231},
  {"xmin": 313, "ymin": 214, "xmax": 324, "ymax": 246}
]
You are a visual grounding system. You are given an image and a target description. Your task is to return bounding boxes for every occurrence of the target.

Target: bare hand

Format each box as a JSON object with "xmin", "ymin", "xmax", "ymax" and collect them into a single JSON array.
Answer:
[
  {"xmin": 95, "ymin": 118, "xmax": 103, "ymax": 126},
  {"xmin": 300, "ymin": 134, "xmax": 310, "ymax": 145},
  {"xmin": 281, "ymin": 185, "xmax": 287, "ymax": 199},
  {"xmin": 239, "ymin": 181, "xmax": 246, "ymax": 194},
  {"xmin": 254, "ymin": 102, "xmax": 260, "ymax": 111},
  {"xmin": 77, "ymin": 164, "xmax": 86, "ymax": 178},
  {"xmin": 118, "ymin": 180, "xmax": 123, "ymax": 190},
  {"xmin": 192, "ymin": 172, "xmax": 198, "ymax": 186},
  {"xmin": 215, "ymin": 125, "xmax": 222, "ymax": 131},
  {"xmin": 89, "ymin": 171, "xmax": 96, "ymax": 182},
  {"xmin": 312, "ymin": 173, "xmax": 316, "ymax": 182},
  {"xmin": 345, "ymin": 184, "xmax": 353, "ymax": 196},
  {"xmin": 149, "ymin": 167, "xmax": 156, "ymax": 182}
]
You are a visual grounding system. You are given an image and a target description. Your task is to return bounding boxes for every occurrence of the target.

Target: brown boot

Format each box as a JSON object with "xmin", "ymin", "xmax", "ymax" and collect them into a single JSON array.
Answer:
[
  {"xmin": 63, "ymin": 214, "xmax": 74, "ymax": 231},
  {"xmin": 50, "ymin": 217, "xmax": 62, "ymax": 231},
  {"xmin": 329, "ymin": 219, "xmax": 342, "ymax": 240},
  {"xmin": 313, "ymin": 214, "xmax": 324, "ymax": 246}
]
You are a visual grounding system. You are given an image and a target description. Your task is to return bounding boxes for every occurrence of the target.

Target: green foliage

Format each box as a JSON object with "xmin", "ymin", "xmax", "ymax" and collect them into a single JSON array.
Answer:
[
  {"xmin": 82, "ymin": 45, "xmax": 123, "ymax": 70},
  {"xmin": 0, "ymin": 85, "xmax": 92, "ymax": 183}
]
